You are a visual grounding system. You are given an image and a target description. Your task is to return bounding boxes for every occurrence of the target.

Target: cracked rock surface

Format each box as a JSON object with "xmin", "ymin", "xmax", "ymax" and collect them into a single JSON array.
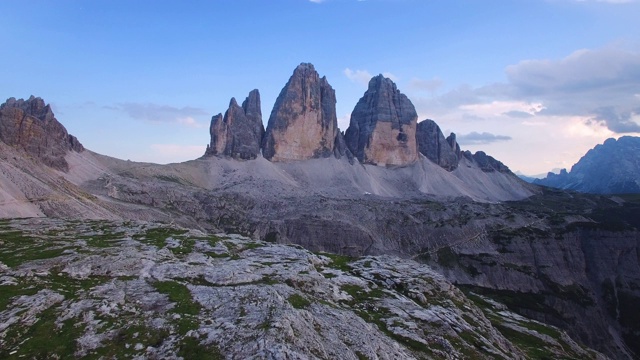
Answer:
[{"xmin": 0, "ymin": 218, "xmax": 606, "ymax": 359}]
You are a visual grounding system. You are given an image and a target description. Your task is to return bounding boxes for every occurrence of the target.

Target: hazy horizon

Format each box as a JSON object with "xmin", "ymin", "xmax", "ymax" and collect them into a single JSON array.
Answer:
[{"xmin": 1, "ymin": 0, "xmax": 639, "ymax": 174}]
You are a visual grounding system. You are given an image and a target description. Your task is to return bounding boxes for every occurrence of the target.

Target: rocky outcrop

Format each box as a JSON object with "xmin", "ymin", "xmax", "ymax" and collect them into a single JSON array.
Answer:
[
  {"xmin": 345, "ymin": 75, "xmax": 418, "ymax": 167},
  {"xmin": 262, "ymin": 63, "xmax": 338, "ymax": 162},
  {"xmin": 446, "ymin": 133, "xmax": 462, "ymax": 159},
  {"xmin": 535, "ymin": 136, "xmax": 640, "ymax": 194},
  {"xmin": 416, "ymin": 119, "xmax": 459, "ymax": 171},
  {"xmin": 0, "ymin": 96, "xmax": 83, "ymax": 172},
  {"xmin": 0, "ymin": 217, "xmax": 608, "ymax": 359},
  {"xmin": 462, "ymin": 151, "xmax": 511, "ymax": 173},
  {"xmin": 205, "ymin": 90, "xmax": 264, "ymax": 160}
]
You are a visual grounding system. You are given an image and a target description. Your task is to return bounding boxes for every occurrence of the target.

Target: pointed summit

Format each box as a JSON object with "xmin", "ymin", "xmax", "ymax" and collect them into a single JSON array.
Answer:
[
  {"xmin": 416, "ymin": 119, "xmax": 459, "ymax": 171},
  {"xmin": 205, "ymin": 89, "xmax": 264, "ymax": 160},
  {"xmin": 262, "ymin": 63, "xmax": 338, "ymax": 161},
  {"xmin": 0, "ymin": 96, "xmax": 83, "ymax": 172},
  {"xmin": 344, "ymin": 75, "xmax": 418, "ymax": 166}
]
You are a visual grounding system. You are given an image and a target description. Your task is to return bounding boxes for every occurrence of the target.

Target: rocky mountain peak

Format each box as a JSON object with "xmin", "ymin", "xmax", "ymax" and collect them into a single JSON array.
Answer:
[
  {"xmin": 0, "ymin": 96, "xmax": 83, "ymax": 172},
  {"xmin": 446, "ymin": 132, "xmax": 461, "ymax": 159},
  {"xmin": 535, "ymin": 136, "xmax": 640, "ymax": 193},
  {"xmin": 262, "ymin": 63, "xmax": 338, "ymax": 161},
  {"xmin": 344, "ymin": 75, "xmax": 418, "ymax": 166},
  {"xmin": 416, "ymin": 119, "xmax": 459, "ymax": 171},
  {"xmin": 462, "ymin": 151, "xmax": 511, "ymax": 173},
  {"xmin": 205, "ymin": 90, "xmax": 265, "ymax": 160}
]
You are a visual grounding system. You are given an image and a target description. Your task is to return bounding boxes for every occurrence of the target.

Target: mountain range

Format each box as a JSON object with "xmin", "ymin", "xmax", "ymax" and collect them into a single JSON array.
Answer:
[
  {"xmin": 1, "ymin": 63, "xmax": 639, "ymax": 359},
  {"xmin": 535, "ymin": 136, "xmax": 640, "ymax": 194}
]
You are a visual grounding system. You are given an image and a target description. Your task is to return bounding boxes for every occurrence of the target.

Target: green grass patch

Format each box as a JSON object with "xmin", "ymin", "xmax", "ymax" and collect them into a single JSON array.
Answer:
[
  {"xmin": 317, "ymin": 252, "xmax": 354, "ymax": 272},
  {"xmin": 0, "ymin": 306, "xmax": 83, "ymax": 359},
  {"xmin": 152, "ymin": 280, "xmax": 200, "ymax": 315},
  {"xmin": 288, "ymin": 293, "xmax": 311, "ymax": 309},
  {"xmin": 178, "ymin": 336, "xmax": 223, "ymax": 359}
]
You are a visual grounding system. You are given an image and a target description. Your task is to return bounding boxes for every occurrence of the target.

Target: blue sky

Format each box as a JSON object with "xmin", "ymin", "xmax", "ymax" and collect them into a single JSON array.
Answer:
[{"xmin": 1, "ymin": 0, "xmax": 639, "ymax": 174}]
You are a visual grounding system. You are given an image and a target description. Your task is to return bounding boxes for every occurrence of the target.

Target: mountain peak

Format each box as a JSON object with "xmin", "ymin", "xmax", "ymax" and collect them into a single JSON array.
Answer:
[
  {"xmin": 535, "ymin": 136, "xmax": 640, "ymax": 194},
  {"xmin": 262, "ymin": 63, "xmax": 338, "ymax": 161},
  {"xmin": 0, "ymin": 96, "xmax": 83, "ymax": 172},
  {"xmin": 344, "ymin": 75, "xmax": 418, "ymax": 166}
]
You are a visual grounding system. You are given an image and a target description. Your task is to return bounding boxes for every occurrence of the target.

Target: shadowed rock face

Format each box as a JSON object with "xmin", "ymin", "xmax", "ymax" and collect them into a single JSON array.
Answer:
[
  {"xmin": 262, "ymin": 63, "xmax": 338, "ymax": 162},
  {"xmin": 535, "ymin": 136, "xmax": 640, "ymax": 194},
  {"xmin": 205, "ymin": 90, "xmax": 264, "ymax": 160},
  {"xmin": 345, "ymin": 75, "xmax": 418, "ymax": 167},
  {"xmin": 416, "ymin": 119, "xmax": 459, "ymax": 171},
  {"xmin": 0, "ymin": 96, "xmax": 83, "ymax": 172},
  {"xmin": 462, "ymin": 151, "xmax": 511, "ymax": 173},
  {"xmin": 446, "ymin": 133, "xmax": 461, "ymax": 160}
]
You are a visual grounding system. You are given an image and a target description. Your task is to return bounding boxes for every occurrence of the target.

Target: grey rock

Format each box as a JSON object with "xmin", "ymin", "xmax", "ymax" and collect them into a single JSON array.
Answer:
[
  {"xmin": 205, "ymin": 90, "xmax": 264, "ymax": 160},
  {"xmin": 534, "ymin": 136, "xmax": 640, "ymax": 194},
  {"xmin": 0, "ymin": 218, "xmax": 608, "ymax": 360},
  {"xmin": 344, "ymin": 75, "xmax": 418, "ymax": 166},
  {"xmin": 0, "ymin": 96, "xmax": 84, "ymax": 171},
  {"xmin": 262, "ymin": 63, "xmax": 338, "ymax": 161},
  {"xmin": 416, "ymin": 119, "xmax": 459, "ymax": 171},
  {"xmin": 446, "ymin": 132, "xmax": 461, "ymax": 159},
  {"xmin": 462, "ymin": 150, "xmax": 511, "ymax": 173},
  {"xmin": 333, "ymin": 131, "xmax": 354, "ymax": 163}
]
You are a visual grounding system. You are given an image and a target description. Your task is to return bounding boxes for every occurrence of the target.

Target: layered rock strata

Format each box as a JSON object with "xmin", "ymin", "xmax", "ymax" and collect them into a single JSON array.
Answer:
[
  {"xmin": 205, "ymin": 90, "xmax": 264, "ymax": 160},
  {"xmin": 0, "ymin": 96, "xmax": 83, "ymax": 172},
  {"xmin": 262, "ymin": 63, "xmax": 338, "ymax": 161},
  {"xmin": 345, "ymin": 75, "xmax": 418, "ymax": 167}
]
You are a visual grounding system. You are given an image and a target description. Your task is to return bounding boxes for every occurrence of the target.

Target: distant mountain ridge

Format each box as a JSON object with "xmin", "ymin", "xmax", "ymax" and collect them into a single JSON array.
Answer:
[{"xmin": 535, "ymin": 136, "xmax": 640, "ymax": 194}]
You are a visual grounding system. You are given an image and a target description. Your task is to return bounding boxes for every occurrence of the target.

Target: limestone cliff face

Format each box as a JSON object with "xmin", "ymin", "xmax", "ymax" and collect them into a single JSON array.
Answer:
[
  {"xmin": 345, "ymin": 75, "xmax": 418, "ymax": 167},
  {"xmin": 205, "ymin": 90, "xmax": 264, "ymax": 160},
  {"xmin": 262, "ymin": 63, "xmax": 338, "ymax": 162},
  {"xmin": 0, "ymin": 96, "xmax": 83, "ymax": 172},
  {"xmin": 416, "ymin": 119, "xmax": 459, "ymax": 171}
]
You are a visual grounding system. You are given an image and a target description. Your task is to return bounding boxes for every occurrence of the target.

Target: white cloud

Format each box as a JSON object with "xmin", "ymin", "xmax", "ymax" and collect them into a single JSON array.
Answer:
[
  {"xmin": 177, "ymin": 117, "xmax": 206, "ymax": 128},
  {"xmin": 456, "ymin": 132, "xmax": 512, "ymax": 145},
  {"xmin": 309, "ymin": 0, "xmax": 325, "ymax": 3},
  {"xmin": 337, "ymin": 113, "xmax": 350, "ymax": 132},
  {"xmin": 110, "ymin": 102, "xmax": 208, "ymax": 128},
  {"xmin": 409, "ymin": 77, "xmax": 443, "ymax": 93},
  {"xmin": 344, "ymin": 68, "xmax": 373, "ymax": 86},
  {"xmin": 382, "ymin": 72, "xmax": 398, "ymax": 82}
]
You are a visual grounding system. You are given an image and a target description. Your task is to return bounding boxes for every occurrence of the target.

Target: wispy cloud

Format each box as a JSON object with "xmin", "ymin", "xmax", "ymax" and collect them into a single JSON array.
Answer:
[
  {"xmin": 344, "ymin": 68, "xmax": 373, "ymax": 86},
  {"xmin": 457, "ymin": 132, "xmax": 512, "ymax": 145},
  {"xmin": 414, "ymin": 46, "xmax": 640, "ymax": 134},
  {"xmin": 409, "ymin": 77, "xmax": 443, "ymax": 93},
  {"xmin": 109, "ymin": 103, "xmax": 208, "ymax": 128}
]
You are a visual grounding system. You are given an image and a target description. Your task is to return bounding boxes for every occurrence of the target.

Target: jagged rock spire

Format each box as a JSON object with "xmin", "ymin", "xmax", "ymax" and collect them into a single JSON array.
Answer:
[
  {"xmin": 262, "ymin": 63, "xmax": 338, "ymax": 161},
  {"xmin": 416, "ymin": 119, "xmax": 459, "ymax": 171},
  {"xmin": 205, "ymin": 90, "xmax": 264, "ymax": 160},
  {"xmin": 344, "ymin": 75, "xmax": 418, "ymax": 166}
]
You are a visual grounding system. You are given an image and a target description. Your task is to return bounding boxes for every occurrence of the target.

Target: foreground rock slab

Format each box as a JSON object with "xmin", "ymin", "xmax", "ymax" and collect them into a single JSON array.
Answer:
[{"xmin": 0, "ymin": 218, "xmax": 605, "ymax": 359}]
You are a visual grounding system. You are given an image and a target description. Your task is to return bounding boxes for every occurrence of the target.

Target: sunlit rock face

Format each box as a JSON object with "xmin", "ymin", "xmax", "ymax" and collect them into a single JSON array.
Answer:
[
  {"xmin": 345, "ymin": 75, "xmax": 418, "ymax": 167},
  {"xmin": 262, "ymin": 63, "xmax": 338, "ymax": 162}
]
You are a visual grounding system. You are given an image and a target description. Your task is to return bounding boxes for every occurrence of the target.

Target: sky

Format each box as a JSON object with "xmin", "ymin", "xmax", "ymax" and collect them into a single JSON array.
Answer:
[{"xmin": 1, "ymin": 0, "xmax": 639, "ymax": 175}]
